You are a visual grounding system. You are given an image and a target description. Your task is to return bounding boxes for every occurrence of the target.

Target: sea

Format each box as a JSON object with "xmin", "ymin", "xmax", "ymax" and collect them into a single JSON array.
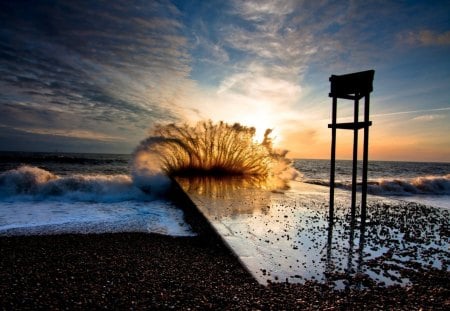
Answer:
[
  {"xmin": 294, "ymin": 159, "xmax": 450, "ymax": 209},
  {"xmin": 0, "ymin": 151, "xmax": 449, "ymax": 236},
  {"xmin": 0, "ymin": 152, "xmax": 193, "ymax": 236}
]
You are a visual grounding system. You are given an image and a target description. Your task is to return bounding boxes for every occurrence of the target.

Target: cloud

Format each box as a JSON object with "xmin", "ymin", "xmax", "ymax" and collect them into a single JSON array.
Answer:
[
  {"xmin": 412, "ymin": 114, "xmax": 446, "ymax": 122},
  {"xmin": 0, "ymin": 125, "xmax": 133, "ymax": 153},
  {"xmin": 372, "ymin": 107, "xmax": 450, "ymax": 118},
  {"xmin": 217, "ymin": 65, "xmax": 302, "ymax": 100},
  {"xmin": 400, "ymin": 30, "xmax": 450, "ymax": 46},
  {"xmin": 213, "ymin": 1, "xmax": 408, "ymax": 84},
  {"xmin": 184, "ymin": 1, "xmax": 397, "ymax": 137},
  {"xmin": 181, "ymin": 62, "xmax": 306, "ymax": 145},
  {"xmin": 191, "ymin": 23, "xmax": 230, "ymax": 65},
  {"xmin": 0, "ymin": 0, "xmax": 194, "ymax": 152},
  {"xmin": 233, "ymin": 0, "xmax": 297, "ymax": 19},
  {"xmin": 180, "ymin": 1, "xmax": 399, "ymax": 144},
  {"xmin": 20, "ymin": 128, "xmax": 125, "ymax": 142},
  {"xmin": 222, "ymin": 5, "xmax": 316, "ymax": 75},
  {"xmin": 0, "ymin": 124, "xmax": 124, "ymax": 142}
]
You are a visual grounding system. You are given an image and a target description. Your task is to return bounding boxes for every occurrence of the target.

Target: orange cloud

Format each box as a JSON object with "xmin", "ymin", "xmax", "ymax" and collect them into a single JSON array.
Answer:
[{"xmin": 400, "ymin": 29, "xmax": 450, "ymax": 46}]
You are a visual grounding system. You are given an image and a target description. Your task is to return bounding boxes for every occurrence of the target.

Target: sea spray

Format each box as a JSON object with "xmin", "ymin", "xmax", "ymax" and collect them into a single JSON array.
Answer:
[
  {"xmin": 0, "ymin": 165, "xmax": 57, "ymax": 195},
  {"xmin": 132, "ymin": 138, "xmax": 173, "ymax": 195},
  {"xmin": 132, "ymin": 120, "xmax": 299, "ymax": 192}
]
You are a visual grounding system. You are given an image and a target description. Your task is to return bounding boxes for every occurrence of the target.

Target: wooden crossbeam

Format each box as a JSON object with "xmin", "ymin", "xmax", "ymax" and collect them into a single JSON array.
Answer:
[{"xmin": 327, "ymin": 121, "xmax": 372, "ymax": 130}]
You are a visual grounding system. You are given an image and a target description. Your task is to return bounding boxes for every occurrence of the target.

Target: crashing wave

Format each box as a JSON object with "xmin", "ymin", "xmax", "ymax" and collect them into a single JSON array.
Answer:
[
  {"xmin": 0, "ymin": 165, "xmax": 148, "ymax": 202},
  {"xmin": 368, "ymin": 174, "xmax": 450, "ymax": 196},
  {"xmin": 305, "ymin": 174, "xmax": 450, "ymax": 196},
  {"xmin": 132, "ymin": 120, "xmax": 299, "ymax": 191}
]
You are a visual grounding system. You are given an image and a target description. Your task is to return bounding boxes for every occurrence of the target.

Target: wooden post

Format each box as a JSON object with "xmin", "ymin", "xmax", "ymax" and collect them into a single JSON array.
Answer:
[
  {"xmin": 325, "ymin": 215, "xmax": 334, "ymax": 281},
  {"xmin": 329, "ymin": 96, "xmax": 337, "ymax": 223},
  {"xmin": 351, "ymin": 95, "xmax": 359, "ymax": 222},
  {"xmin": 361, "ymin": 93, "xmax": 371, "ymax": 226}
]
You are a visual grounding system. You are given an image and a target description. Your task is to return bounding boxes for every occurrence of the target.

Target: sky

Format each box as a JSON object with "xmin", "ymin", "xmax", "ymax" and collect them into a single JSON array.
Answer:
[{"xmin": 0, "ymin": 0, "xmax": 449, "ymax": 162}]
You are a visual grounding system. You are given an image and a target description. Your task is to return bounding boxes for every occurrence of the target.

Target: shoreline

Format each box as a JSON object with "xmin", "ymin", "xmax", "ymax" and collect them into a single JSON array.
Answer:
[
  {"xmin": 1, "ymin": 232, "xmax": 449, "ymax": 309},
  {"xmin": 0, "ymin": 176, "xmax": 449, "ymax": 308}
]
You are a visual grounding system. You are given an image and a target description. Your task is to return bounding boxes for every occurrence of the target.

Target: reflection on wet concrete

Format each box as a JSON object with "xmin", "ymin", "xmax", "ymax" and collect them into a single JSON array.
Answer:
[
  {"xmin": 176, "ymin": 177, "xmax": 274, "ymax": 218},
  {"xmin": 176, "ymin": 177, "xmax": 449, "ymax": 288}
]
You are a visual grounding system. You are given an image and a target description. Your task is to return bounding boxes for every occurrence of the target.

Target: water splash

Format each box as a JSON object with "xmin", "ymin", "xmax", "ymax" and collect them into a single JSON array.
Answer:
[
  {"xmin": 132, "ymin": 120, "xmax": 298, "ymax": 191},
  {"xmin": 0, "ymin": 166, "xmax": 57, "ymax": 195}
]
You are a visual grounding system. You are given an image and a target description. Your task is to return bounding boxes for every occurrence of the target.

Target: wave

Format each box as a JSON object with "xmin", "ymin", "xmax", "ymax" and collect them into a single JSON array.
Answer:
[
  {"xmin": 132, "ymin": 121, "xmax": 299, "ymax": 191},
  {"xmin": 305, "ymin": 174, "xmax": 450, "ymax": 196},
  {"xmin": 368, "ymin": 175, "xmax": 450, "ymax": 196},
  {"xmin": 0, "ymin": 165, "xmax": 157, "ymax": 203}
]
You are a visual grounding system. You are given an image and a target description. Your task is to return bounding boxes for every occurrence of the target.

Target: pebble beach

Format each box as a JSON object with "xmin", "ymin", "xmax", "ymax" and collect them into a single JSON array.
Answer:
[{"xmin": 1, "ymin": 231, "xmax": 449, "ymax": 309}]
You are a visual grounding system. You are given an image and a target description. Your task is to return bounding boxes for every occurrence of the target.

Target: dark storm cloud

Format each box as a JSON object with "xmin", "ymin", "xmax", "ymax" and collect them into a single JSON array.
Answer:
[
  {"xmin": 0, "ymin": 0, "xmax": 192, "ymax": 152},
  {"xmin": 0, "ymin": 125, "xmax": 134, "ymax": 153}
]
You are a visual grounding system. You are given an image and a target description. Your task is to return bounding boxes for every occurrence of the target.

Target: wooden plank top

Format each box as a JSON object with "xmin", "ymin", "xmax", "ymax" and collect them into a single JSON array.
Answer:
[{"xmin": 329, "ymin": 70, "xmax": 374, "ymax": 98}]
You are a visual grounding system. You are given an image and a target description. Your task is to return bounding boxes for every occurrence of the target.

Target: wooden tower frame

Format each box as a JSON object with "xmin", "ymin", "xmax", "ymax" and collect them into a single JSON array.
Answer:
[{"xmin": 328, "ymin": 70, "xmax": 375, "ymax": 226}]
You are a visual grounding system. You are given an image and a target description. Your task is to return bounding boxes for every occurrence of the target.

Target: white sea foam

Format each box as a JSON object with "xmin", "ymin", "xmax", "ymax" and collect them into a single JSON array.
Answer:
[
  {"xmin": 368, "ymin": 174, "xmax": 450, "ymax": 196},
  {"xmin": 304, "ymin": 174, "xmax": 450, "ymax": 197},
  {"xmin": 0, "ymin": 201, "xmax": 194, "ymax": 236},
  {"xmin": 131, "ymin": 149, "xmax": 173, "ymax": 196},
  {"xmin": 0, "ymin": 165, "xmax": 168, "ymax": 202},
  {"xmin": 0, "ymin": 165, "xmax": 193, "ymax": 236}
]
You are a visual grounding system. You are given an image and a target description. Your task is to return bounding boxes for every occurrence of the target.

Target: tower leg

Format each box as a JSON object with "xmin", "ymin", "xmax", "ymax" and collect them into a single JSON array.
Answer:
[
  {"xmin": 351, "ymin": 96, "xmax": 359, "ymax": 223},
  {"xmin": 361, "ymin": 94, "xmax": 370, "ymax": 227},
  {"xmin": 329, "ymin": 96, "xmax": 337, "ymax": 223}
]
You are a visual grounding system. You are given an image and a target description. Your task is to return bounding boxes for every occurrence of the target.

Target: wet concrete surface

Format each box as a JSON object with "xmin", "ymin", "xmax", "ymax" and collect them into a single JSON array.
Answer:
[{"xmin": 176, "ymin": 177, "xmax": 449, "ymax": 288}]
